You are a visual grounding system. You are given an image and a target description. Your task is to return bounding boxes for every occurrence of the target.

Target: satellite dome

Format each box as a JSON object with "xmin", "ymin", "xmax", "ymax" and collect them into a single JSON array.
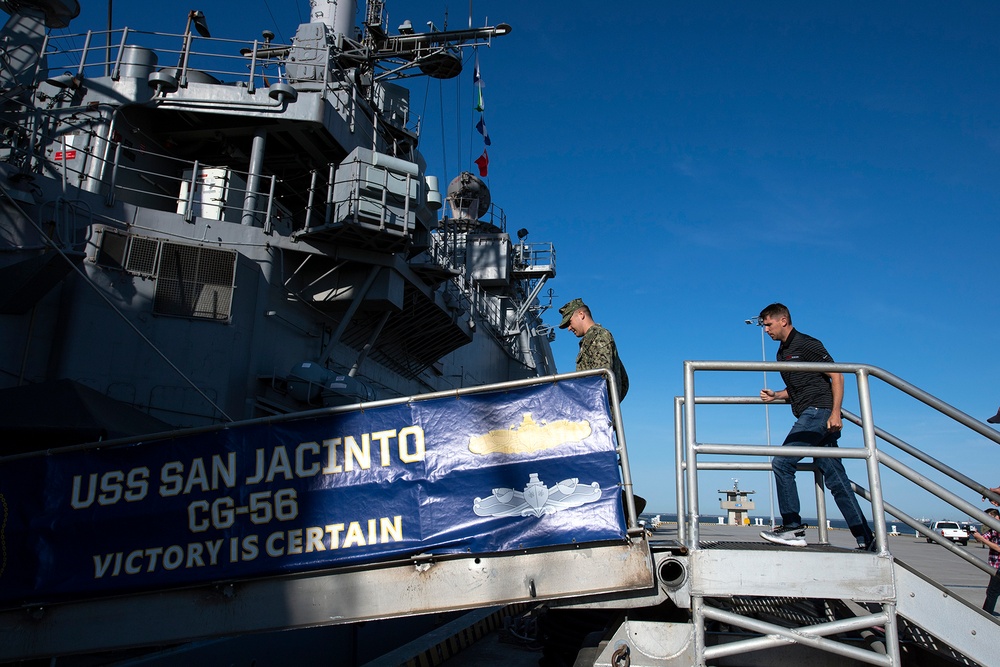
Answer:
[{"xmin": 445, "ymin": 171, "xmax": 490, "ymax": 220}]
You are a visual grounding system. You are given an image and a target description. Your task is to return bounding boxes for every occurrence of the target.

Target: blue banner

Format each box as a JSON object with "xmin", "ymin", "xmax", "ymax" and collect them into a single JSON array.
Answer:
[{"xmin": 0, "ymin": 376, "xmax": 625, "ymax": 606}]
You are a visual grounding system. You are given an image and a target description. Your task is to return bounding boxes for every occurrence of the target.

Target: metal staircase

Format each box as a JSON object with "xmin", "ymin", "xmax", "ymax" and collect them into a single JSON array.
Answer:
[{"xmin": 597, "ymin": 359, "xmax": 1000, "ymax": 667}]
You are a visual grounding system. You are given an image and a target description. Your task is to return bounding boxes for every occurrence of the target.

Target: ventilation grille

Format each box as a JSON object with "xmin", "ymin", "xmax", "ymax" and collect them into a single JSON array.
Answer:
[
  {"xmin": 154, "ymin": 243, "xmax": 236, "ymax": 321},
  {"xmin": 96, "ymin": 230, "xmax": 236, "ymax": 321},
  {"xmin": 126, "ymin": 236, "xmax": 159, "ymax": 276}
]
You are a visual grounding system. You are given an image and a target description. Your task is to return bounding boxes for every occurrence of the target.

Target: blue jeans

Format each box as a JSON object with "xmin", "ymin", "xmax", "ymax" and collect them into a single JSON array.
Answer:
[
  {"xmin": 985, "ymin": 569, "xmax": 1000, "ymax": 614},
  {"xmin": 772, "ymin": 407, "xmax": 869, "ymax": 531}
]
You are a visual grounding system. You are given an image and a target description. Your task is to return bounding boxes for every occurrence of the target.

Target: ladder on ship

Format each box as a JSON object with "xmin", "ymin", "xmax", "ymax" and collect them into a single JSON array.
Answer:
[{"xmin": 586, "ymin": 360, "xmax": 999, "ymax": 667}]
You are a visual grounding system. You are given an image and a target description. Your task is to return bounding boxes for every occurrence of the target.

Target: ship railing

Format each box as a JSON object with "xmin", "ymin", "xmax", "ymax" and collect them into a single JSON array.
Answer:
[
  {"xmin": 298, "ymin": 158, "xmax": 421, "ymax": 246},
  {"xmin": 425, "ymin": 218, "xmax": 500, "ymax": 277},
  {"xmin": 425, "ymin": 230, "xmax": 554, "ymax": 280},
  {"xmin": 4, "ymin": 65, "xmax": 283, "ymax": 231},
  {"xmin": 104, "ymin": 139, "xmax": 292, "ymax": 232},
  {"xmin": 0, "ymin": 91, "xmax": 89, "ymax": 181},
  {"xmin": 448, "ymin": 269, "xmax": 510, "ymax": 352},
  {"xmin": 483, "ymin": 201, "xmax": 508, "ymax": 233},
  {"xmin": 14, "ymin": 107, "xmax": 422, "ymax": 257},
  {"xmin": 11, "ymin": 87, "xmax": 293, "ymax": 233},
  {"xmin": 22, "ymin": 96, "xmax": 436, "ymax": 254},
  {"xmin": 37, "ymin": 27, "xmax": 424, "ymax": 141},
  {"xmin": 426, "ymin": 215, "xmax": 554, "ymax": 285},
  {"xmin": 17, "ymin": 99, "xmax": 293, "ymax": 233},
  {"xmin": 512, "ymin": 240, "xmax": 556, "ymax": 279},
  {"xmin": 676, "ymin": 360, "xmax": 1000, "ymax": 553},
  {"xmin": 115, "ymin": 147, "xmax": 426, "ymax": 242},
  {"xmin": 0, "ymin": 107, "xmax": 101, "ymax": 248},
  {"xmin": 419, "ymin": 232, "xmax": 489, "ymax": 335},
  {"xmin": 422, "ymin": 227, "xmax": 556, "ymax": 360},
  {"xmin": 425, "ymin": 226, "xmax": 460, "ymax": 273},
  {"xmin": 0, "ymin": 97, "xmax": 39, "ymax": 173},
  {"xmin": 468, "ymin": 280, "xmax": 510, "ymax": 341},
  {"xmin": 424, "ymin": 227, "xmax": 540, "ymax": 356},
  {"xmin": 40, "ymin": 28, "xmax": 293, "ymax": 93}
]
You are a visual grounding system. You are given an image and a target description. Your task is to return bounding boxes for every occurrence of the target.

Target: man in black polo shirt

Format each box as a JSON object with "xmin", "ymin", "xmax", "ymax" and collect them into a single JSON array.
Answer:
[{"xmin": 757, "ymin": 303, "xmax": 875, "ymax": 550}]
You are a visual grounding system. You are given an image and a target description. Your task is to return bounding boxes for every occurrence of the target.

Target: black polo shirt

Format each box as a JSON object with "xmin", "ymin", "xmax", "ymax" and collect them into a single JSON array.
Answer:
[{"xmin": 776, "ymin": 328, "xmax": 834, "ymax": 417}]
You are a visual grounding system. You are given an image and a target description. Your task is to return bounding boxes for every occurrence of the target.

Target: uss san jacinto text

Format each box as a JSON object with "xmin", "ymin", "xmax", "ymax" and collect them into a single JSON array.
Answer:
[{"xmin": 66, "ymin": 427, "xmax": 426, "ymax": 580}]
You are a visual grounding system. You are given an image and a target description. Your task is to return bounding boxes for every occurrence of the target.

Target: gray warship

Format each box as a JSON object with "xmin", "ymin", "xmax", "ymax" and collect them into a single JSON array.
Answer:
[
  {"xmin": 2, "ymin": 2, "xmax": 1000, "ymax": 667},
  {"xmin": 0, "ymin": 0, "xmax": 555, "ymax": 446}
]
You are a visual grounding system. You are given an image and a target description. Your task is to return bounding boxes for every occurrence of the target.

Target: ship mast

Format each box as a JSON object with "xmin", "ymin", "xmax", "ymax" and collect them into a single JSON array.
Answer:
[{"xmin": 311, "ymin": 0, "xmax": 358, "ymax": 36}]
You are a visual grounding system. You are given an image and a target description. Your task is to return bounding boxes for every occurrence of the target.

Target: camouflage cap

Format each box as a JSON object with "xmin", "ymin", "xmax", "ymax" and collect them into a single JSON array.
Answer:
[{"xmin": 558, "ymin": 298, "xmax": 586, "ymax": 329}]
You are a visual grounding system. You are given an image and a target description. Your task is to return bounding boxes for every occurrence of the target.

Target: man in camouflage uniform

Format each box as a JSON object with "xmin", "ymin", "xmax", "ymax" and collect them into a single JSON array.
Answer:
[
  {"xmin": 540, "ymin": 300, "xmax": 638, "ymax": 666},
  {"xmin": 558, "ymin": 298, "xmax": 628, "ymax": 400}
]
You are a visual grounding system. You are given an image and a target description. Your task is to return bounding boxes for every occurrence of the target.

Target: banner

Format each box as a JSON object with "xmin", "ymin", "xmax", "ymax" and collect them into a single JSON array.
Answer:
[{"xmin": 0, "ymin": 376, "xmax": 625, "ymax": 607}]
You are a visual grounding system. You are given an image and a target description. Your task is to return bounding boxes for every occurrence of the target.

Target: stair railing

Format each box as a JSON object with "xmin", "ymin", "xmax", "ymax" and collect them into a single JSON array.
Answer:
[
  {"xmin": 676, "ymin": 359, "xmax": 1000, "ymax": 565},
  {"xmin": 675, "ymin": 360, "xmax": 1000, "ymax": 666}
]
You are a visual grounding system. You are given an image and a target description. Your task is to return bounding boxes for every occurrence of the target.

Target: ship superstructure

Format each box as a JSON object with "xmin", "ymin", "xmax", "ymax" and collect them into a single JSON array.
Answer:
[{"xmin": 0, "ymin": 0, "xmax": 556, "ymax": 444}]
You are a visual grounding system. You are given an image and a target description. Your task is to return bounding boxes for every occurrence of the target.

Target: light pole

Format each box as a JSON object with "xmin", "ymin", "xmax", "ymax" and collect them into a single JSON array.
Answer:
[{"xmin": 745, "ymin": 317, "xmax": 776, "ymax": 529}]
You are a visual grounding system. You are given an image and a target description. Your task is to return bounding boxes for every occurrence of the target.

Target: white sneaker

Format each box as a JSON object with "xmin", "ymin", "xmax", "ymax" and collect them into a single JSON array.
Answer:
[{"xmin": 760, "ymin": 523, "xmax": 808, "ymax": 547}]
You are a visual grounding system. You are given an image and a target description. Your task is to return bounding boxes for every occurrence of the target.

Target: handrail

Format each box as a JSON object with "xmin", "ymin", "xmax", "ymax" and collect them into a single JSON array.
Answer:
[
  {"xmin": 44, "ymin": 28, "xmax": 293, "ymax": 89},
  {"xmin": 842, "ymin": 407, "xmax": 1000, "ymax": 506},
  {"xmin": 689, "ymin": 360, "xmax": 1000, "ymax": 445},
  {"xmin": 678, "ymin": 358, "xmax": 1000, "ymax": 556},
  {"xmin": 40, "ymin": 26, "xmax": 424, "ymax": 138},
  {"xmin": 677, "ymin": 358, "xmax": 1000, "ymax": 665},
  {"xmin": 853, "ymin": 483, "xmax": 996, "ymax": 575},
  {"xmin": 20, "ymin": 99, "xmax": 430, "ymax": 242}
]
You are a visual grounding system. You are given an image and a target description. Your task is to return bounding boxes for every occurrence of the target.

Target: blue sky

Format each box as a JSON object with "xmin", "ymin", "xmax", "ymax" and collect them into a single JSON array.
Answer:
[{"xmin": 64, "ymin": 1, "xmax": 1000, "ymax": 522}]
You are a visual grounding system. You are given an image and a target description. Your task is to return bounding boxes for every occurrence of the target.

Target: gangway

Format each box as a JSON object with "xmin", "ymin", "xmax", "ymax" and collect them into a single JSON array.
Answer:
[
  {"xmin": 3, "ymin": 363, "xmax": 999, "ymax": 666},
  {"xmin": 555, "ymin": 360, "xmax": 1000, "ymax": 667},
  {"xmin": 0, "ymin": 371, "xmax": 651, "ymax": 663}
]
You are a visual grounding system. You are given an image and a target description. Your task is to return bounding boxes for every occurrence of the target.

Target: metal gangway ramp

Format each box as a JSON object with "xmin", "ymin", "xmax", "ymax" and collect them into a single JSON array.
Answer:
[
  {"xmin": 619, "ymin": 360, "xmax": 1000, "ymax": 667},
  {"xmin": 0, "ymin": 371, "xmax": 653, "ymax": 664}
]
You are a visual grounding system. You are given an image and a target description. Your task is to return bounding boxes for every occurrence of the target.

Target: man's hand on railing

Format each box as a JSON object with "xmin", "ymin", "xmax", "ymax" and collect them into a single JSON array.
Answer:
[{"xmin": 760, "ymin": 388, "xmax": 788, "ymax": 403}]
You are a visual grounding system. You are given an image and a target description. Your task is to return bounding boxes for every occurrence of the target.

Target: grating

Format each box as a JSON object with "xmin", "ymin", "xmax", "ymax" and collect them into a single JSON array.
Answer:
[
  {"xmin": 125, "ymin": 236, "xmax": 159, "ymax": 276},
  {"xmin": 153, "ymin": 242, "xmax": 236, "ymax": 321}
]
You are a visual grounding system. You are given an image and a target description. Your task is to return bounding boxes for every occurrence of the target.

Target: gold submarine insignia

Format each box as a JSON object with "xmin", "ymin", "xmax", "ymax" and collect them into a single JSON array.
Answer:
[{"xmin": 468, "ymin": 413, "xmax": 592, "ymax": 455}]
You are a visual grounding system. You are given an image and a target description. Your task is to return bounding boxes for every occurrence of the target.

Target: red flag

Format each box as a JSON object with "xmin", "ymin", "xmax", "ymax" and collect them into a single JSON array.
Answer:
[{"xmin": 474, "ymin": 150, "xmax": 489, "ymax": 177}]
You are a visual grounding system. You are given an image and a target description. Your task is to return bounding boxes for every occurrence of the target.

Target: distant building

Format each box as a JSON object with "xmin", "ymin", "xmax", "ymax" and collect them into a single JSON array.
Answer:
[{"xmin": 719, "ymin": 479, "xmax": 756, "ymax": 526}]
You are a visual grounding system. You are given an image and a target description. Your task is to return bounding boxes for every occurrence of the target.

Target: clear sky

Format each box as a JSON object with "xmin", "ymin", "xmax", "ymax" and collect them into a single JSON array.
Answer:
[{"xmin": 64, "ymin": 1, "xmax": 1000, "ymax": 523}]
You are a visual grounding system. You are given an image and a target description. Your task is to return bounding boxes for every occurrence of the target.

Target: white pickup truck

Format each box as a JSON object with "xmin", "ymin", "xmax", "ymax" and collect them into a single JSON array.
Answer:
[{"xmin": 927, "ymin": 520, "xmax": 969, "ymax": 546}]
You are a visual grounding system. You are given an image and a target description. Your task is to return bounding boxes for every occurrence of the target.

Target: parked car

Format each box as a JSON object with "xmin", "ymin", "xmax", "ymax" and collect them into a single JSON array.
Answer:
[{"xmin": 926, "ymin": 520, "xmax": 968, "ymax": 546}]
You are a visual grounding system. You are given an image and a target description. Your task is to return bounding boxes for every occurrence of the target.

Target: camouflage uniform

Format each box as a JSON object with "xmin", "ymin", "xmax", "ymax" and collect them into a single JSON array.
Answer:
[{"xmin": 577, "ymin": 324, "xmax": 629, "ymax": 400}]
